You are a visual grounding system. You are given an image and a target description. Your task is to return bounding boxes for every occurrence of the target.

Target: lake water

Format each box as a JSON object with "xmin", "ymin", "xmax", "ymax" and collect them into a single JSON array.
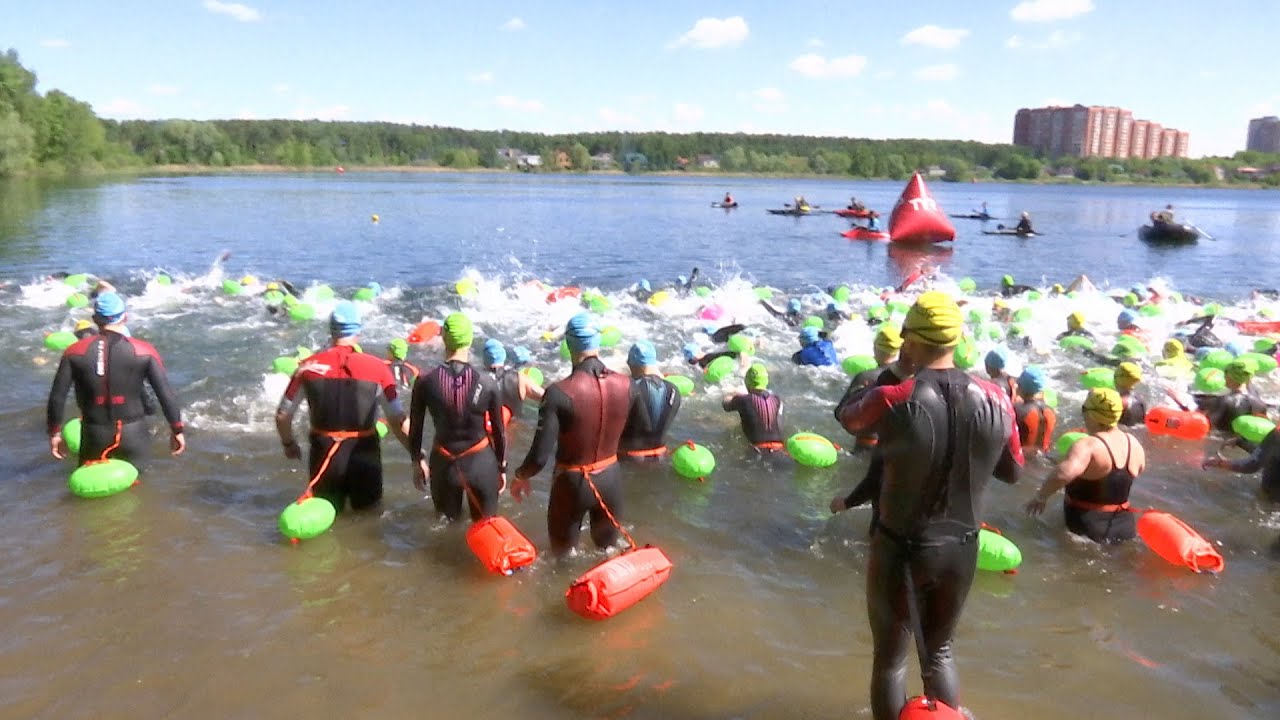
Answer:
[{"xmin": 1, "ymin": 171, "xmax": 1278, "ymax": 720}]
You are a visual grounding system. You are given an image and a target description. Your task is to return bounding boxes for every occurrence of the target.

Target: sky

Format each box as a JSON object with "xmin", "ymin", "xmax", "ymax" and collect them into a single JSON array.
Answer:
[{"xmin": 4, "ymin": 0, "xmax": 1278, "ymax": 157}]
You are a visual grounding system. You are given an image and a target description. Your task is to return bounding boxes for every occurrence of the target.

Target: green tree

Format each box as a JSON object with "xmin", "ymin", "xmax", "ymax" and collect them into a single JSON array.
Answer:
[
  {"xmin": 938, "ymin": 156, "xmax": 972, "ymax": 182},
  {"xmin": 0, "ymin": 106, "xmax": 35, "ymax": 176},
  {"xmin": 569, "ymin": 142, "xmax": 591, "ymax": 171},
  {"xmin": 721, "ymin": 145, "xmax": 747, "ymax": 171},
  {"xmin": 880, "ymin": 154, "xmax": 907, "ymax": 180}
]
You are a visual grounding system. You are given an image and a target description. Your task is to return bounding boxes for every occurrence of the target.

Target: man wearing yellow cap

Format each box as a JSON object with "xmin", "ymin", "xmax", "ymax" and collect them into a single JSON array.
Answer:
[
  {"xmin": 1113, "ymin": 361, "xmax": 1146, "ymax": 427},
  {"xmin": 1025, "ymin": 387, "xmax": 1147, "ymax": 543},
  {"xmin": 836, "ymin": 291, "xmax": 1023, "ymax": 720}
]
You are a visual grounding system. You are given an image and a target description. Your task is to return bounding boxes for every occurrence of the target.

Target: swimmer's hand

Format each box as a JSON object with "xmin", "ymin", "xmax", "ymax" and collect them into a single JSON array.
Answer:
[
  {"xmin": 511, "ymin": 471, "xmax": 533, "ymax": 502},
  {"xmin": 829, "ymin": 495, "xmax": 847, "ymax": 514},
  {"xmin": 50, "ymin": 434, "xmax": 66, "ymax": 460},
  {"xmin": 1201, "ymin": 456, "xmax": 1224, "ymax": 470},
  {"xmin": 1023, "ymin": 496, "xmax": 1048, "ymax": 517},
  {"xmin": 413, "ymin": 459, "xmax": 429, "ymax": 491}
]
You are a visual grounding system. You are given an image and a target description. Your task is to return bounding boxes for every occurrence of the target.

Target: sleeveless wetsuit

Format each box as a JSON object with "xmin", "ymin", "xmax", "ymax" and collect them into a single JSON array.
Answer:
[
  {"xmin": 514, "ymin": 356, "xmax": 636, "ymax": 555},
  {"xmin": 46, "ymin": 330, "xmax": 184, "ymax": 470},
  {"xmin": 1119, "ymin": 392, "xmax": 1146, "ymax": 427},
  {"xmin": 1015, "ymin": 398, "xmax": 1057, "ymax": 454},
  {"xmin": 838, "ymin": 367, "xmax": 1023, "ymax": 720},
  {"xmin": 620, "ymin": 375, "xmax": 681, "ymax": 459},
  {"xmin": 725, "ymin": 390, "xmax": 784, "ymax": 450},
  {"xmin": 278, "ymin": 345, "xmax": 402, "ymax": 511},
  {"xmin": 1064, "ymin": 434, "xmax": 1138, "ymax": 543},
  {"xmin": 387, "ymin": 359, "xmax": 421, "ymax": 392},
  {"xmin": 1225, "ymin": 428, "xmax": 1280, "ymax": 503},
  {"xmin": 409, "ymin": 360, "xmax": 507, "ymax": 521},
  {"xmin": 490, "ymin": 367, "xmax": 525, "ymax": 423}
]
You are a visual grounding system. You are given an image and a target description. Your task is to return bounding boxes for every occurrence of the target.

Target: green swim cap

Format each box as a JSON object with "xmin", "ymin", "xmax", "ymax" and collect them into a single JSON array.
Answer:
[
  {"xmin": 746, "ymin": 363, "xmax": 769, "ymax": 390},
  {"xmin": 388, "ymin": 338, "xmax": 408, "ymax": 360},
  {"xmin": 443, "ymin": 312, "xmax": 473, "ymax": 351},
  {"xmin": 1002, "ymin": 274, "xmax": 1014, "ymax": 287}
]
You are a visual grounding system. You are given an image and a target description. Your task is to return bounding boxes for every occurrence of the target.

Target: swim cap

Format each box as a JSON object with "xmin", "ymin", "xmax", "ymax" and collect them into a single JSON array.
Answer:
[
  {"xmin": 1115, "ymin": 361, "xmax": 1143, "ymax": 386},
  {"xmin": 1225, "ymin": 340, "xmax": 1246, "ymax": 357},
  {"xmin": 483, "ymin": 338, "xmax": 507, "ymax": 366},
  {"xmin": 799, "ymin": 326, "xmax": 821, "ymax": 346},
  {"xmin": 1130, "ymin": 284, "xmax": 1148, "ymax": 300},
  {"xmin": 565, "ymin": 312, "xmax": 600, "ymax": 354},
  {"xmin": 677, "ymin": 275, "xmax": 688, "ymax": 285},
  {"xmin": 639, "ymin": 279, "xmax": 651, "ymax": 292},
  {"xmin": 627, "ymin": 340, "xmax": 657, "ymax": 368},
  {"xmin": 1002, "ymin": 275, "xmax": 1014, "ymax": 287},
  {"xmin": 984, "ymin": 347, "xmax": 1008, "ymax": 372},
  {"xmin": 903, "ymin": 291, "xmax": 963, "ymax": 348},
  {"xmin": 240, "ymin": 275, "xmax": 256, "ymax": 286},
  {"xmin": 1052, "ymin": 283, "xmax": 1065, "ymax": 294},
  {"xmin": 1067, "ymin": 311, "xmax": 1086, "ymax": 331},
  {"xmin": 329, "ymin": 301, "xmax": 362, "ymax": 337},
  {"xmin": 746, "ymin": 363, "xmax": 769, "ymax": 390},
  {"xmin": 1017, "ymin": 365, "xmax": 1046, "ymax": 395},
  {"xmin": 511, "ymin": 345, "xmax": 531, "ymax": 365},
  {"xmin": 74, "ymin": 319, "xmax": 93, "ymax": 332},
  {"xmin": 682, "ymin": 342, "xmax": 700, "ymax": 362},
  {"xmin": 993, "ymin": 298, "xmax": 1008, "ymax": 310},
  {"xmin": 1082, "ymin": 387, "xmax": 1124, "ymax": 428},
  {"xmin": 874, "ymin": 325, "xmax": 903, "ymax": 355},
  {"xmin": 1117, "ymin": 309, "xmax": 1137, "ymax": 328},
  {"xmin": 367, "ymin": 281, "xmax": 382, "ymax": 295},
  {"xmin": 1162, "ymin": 339, "xmax": 1185, "ymax": 359},
  {"xmin": 93, "ymin": 291, "xmax": 126, "ymax": 322},
  {"xmin": 387, "ymin": 338, "xmax": 408, "ymax": 360},
  {"xmin": 787, "ymin": 298, "xmax": 802, "ymax": 313},
  {"xmin": 266, "ymin": 281, "xmax": 280, "ymax": 291},
  {"xmin": 1226, "ymin": 359, "xmax": 1255, "ymax": 385},
  {"xmin": 443, "ymin": 312, "xmax": 473, "ymax": 351}
]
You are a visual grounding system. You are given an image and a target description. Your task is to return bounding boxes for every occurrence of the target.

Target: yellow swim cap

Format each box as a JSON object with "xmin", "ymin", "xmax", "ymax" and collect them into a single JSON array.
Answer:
[
  {"xmin": 1083, "ymin": 387, "xmax": 1124, "ymax": 428},
  {"xmin": 1052, "ymin": 283, "xmax": 1065, "ymax": 294},
  {"xmin": 904, "ymin": 291, "xmax": 964, "ymax": 348},
  {"xmin": 874, "ymin": 325, "xmax": 903, "ymax": 355},
  {"xmin": 1162, "ymin": 339, "xmax": 1184, "ymax": 359},
  {"xmin": 74, "ymin": 319, "xmax": 93, "ymax": 332},
  {"xmin": 993, "ymin": 298, "xmax": 1009, "ymax": 310},
  {"xmin": 1115, "ymin": 361, "xmax": 1143, "ymax": 386},
  {"xmin": 266, "ymin": 281, "xmax": 280, "ymax": 291},
  {"xmin": 1067, "ymin": 311, "xmax": 1085, "ymax": 331},
  {"xmin": 240, "ymin": 274, "xmax": 257, "ymax": 286}
]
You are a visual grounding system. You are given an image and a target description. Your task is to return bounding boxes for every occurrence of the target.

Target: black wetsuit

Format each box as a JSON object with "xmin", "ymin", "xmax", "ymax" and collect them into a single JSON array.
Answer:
[
  {"xmin": 514, "ymin": 356, "xmax": 636, "ymax": 555},
  {"xmin": 838, "ymin": 368, "xmax": 1023, "ymax": 720},
  {"xmin": 409, "ymin": 360, "xmax": 507, "ymax": 521},
  {"xmin": 1222, "ymin": 429, "xmax": 1280, "ymax": 503},
  {"xmin": 1195, "ymin": 392, "xmax": 1268, "ymax": 433},
  {"xmin": 760, "ymin": 300, "xmax": 802, "ymax": 327},
  {"xmin": 1055, "ymin": 329, "xmax": 1096, "ymax": 341},
  {"xmin": 620, "ymin": 375, "xmax": 681, "ymax": 459},
  {"xmin": 724, "ymin": 390, "xmax": 784, "ymax": 449},
  {"xmin": 47, "ymin": 330, "xmax": 184, "ymax": 470},
  {"xmin": 387, "ymin": 359, "xmax": 421, "ymax": 392},
  {"xmin": 688, "ymin": 350, "xmax": 739, "ymax": 369},
  {"xmin": 709, "ymin": 324, "xmax": 746, "ymax": 344},
  {"xmin": 1179, "ymin": 316, "xmax": 1222, "ymax": 349},
  {"xmin": 490, "ymin": 366, "xmax": 525, "ymax": 423},
  {"xmin": 1064, "ymin": 435, "xmax": 1138, "ymax": 543},
  {"xmin": 1002, "ymin": 283, "xmax": 1036, "ymax": 297},
  {"xmin": 278, "ymin": 345, "xmax": 401, "ymax": 511},
  {"xmin": 1119, "ymin": 392, "xmax": 1146, "ymax": 427}
]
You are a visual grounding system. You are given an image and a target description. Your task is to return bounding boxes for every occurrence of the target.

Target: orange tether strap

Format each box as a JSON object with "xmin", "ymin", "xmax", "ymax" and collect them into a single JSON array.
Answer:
[
  {"xmin": 82, "ymin": 420, "xmax": 126, "ymax": 469},
  {"xmin": 297, "ymin": 429, "xmax": 375, "ymax": 503},
  {"xmin": 621, "ymin": 446, "xmax": 667, "ymax": 459},
  {"xmin": 1066, "ymin": 498, "xmax": 1132, "ymax": 513},
  {"xmin": 556, "ymin": 456, "xmax": 635, "ymax": 551},
  {"xmin": 433, "ymin": 436, "xmax": 492, "ymax": 516},
  {"xmin": 753, "ymin": 440, "xmax": 784, "ymax": 451}
]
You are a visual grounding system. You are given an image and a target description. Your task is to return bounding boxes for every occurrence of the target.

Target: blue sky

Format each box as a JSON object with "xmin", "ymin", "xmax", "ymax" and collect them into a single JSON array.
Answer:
[{"xmin": 5, "ymin": 0, "xmax": 1276, "ymax": 157}]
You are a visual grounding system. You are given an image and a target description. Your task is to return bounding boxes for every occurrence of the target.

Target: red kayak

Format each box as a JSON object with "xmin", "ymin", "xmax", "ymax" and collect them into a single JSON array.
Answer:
[
  {"xmin": 842, "ymin": 228, "xmax": 890, "ymax": 241},
  {"xmin": 834, "ymin": 208, "xmax": 875, "ymax": 219},
  {"xmin": 1234, "ymin": 320, "xmax": 1280, "ymax": 335}
]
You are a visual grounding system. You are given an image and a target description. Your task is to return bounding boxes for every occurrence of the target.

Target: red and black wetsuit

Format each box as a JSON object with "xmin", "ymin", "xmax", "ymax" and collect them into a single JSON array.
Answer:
[
  {"xmin": 724, "ymin": 390, "xmax": 784, "ymax": 450},
  {"xmin": 620, "ymin": 375, "xmax": 681, "ymax": 459},
  {"xmin": 1015, "ymin": 398, "xmax": 1057, "ymax": 454},
  {"xmin": 490, "ymin": 366, "xmax": 525, "ymax": 423},
  {"xmin": 387, "ymin": 359, "xmax": 421, "ymax": 392},
  {"xmin": 277, "ymin": 345, "xmax": 401, "ymax": 511},
  {"xmin": 836, "ymin": 364, "xmax": 900, "ymax": 450},
  {"xmin": 1064, "ymin": 434, "xmax": 1138, "ymax": 543},
  {"xmin": 514, "ymin": 356, "xmax": 636, "ymax": 556},
  {"xmin": 409, "ymin": 360, "xmax": 507, "ymax": 521},
  {"xmin": 838, "ymin": 367, "xmax": 1023, "ymax": 720},
  {"xmin": 834, "ymin": 366, "xmax": 905, "ymax": 535},
  {"xmin": 46, "ymin": 330, "xmax": 183, "ymax": 469}
]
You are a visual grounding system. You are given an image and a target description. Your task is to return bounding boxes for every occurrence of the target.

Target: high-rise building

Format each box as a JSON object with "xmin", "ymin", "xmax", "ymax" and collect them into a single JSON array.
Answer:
[
  {"xmin": 1247, "ymin": 116, "xmax": 1280, "ymax": 153},
  {"xmin": 1011, "ymin": 104, "xmax": 1188, "ymax": 159}
]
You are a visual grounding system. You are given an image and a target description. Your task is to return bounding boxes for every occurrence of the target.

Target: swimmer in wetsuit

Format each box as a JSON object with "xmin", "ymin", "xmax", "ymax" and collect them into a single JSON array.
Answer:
[
  {"xmin": 1155, "ymin": 339, "xmax": 1194, "ymax": 378},
  {"xmin": 511, "ymin": 313, "xmax": 638, "ymax": 557},
  {"xmin": 276, "ymin": 302, "xmax": 412, "ymax": 512},
  {"xmin": 1000, "ymin": 274, "xmax": 1036, "ymax": 297},
  {"xmin": 983, "ymin": 347, "xmax": 1019, "ymax": 399},
  {"xmin": 408, "ymin": 314, "xmax": 508, "ymax": 521},
  {"xmin": 482, "ymin": 339, "xmax": 544, "ymax": 427},
  {"xmin": 761, "ymin": 297, "xmax": 804, "ymax": 327},
  {"xmin": 1113, "ymin": 362, "xmax": 1146, "ymax": 427},
  {"xmin": 620, "ymin": 340, "xmax": 682, "ymax": 460},
  {"xmin": 1195, "ymin": 359, "xmax": 1269, "ymax": 434},
  {"xmin": 836, "ymin": 291, "xmax": 1023, "ymax": 720},
  {"xmin": 1014, "ymin": 366, "xmax": 1056, "ymax": 459},
  {"xmin": 385, "ymin": 338, "xmax": 421, "ymax": 392},
  {"xmin": 72, "ymin": 318, "xmax": 97, "ymax": 340},
  {"xmin": 633, "ymin": 279, "xmax": 654, "ymax": 304},
  {"xmin": 792, "ymin": 326, "xmax": 838, "ymax": 367},
  {"xmin": 47, "ymin": 292, "xmax": 187, "ymax": 469},
  {"xmin": 1177, "ymin": 314, "xmax": 1222, "ymax": 349},
  {"xmin": 1026, "ymin": 387, "xmax": 1145, "ymax": 543},
  {"xmin": 1203, "ymin": 427, "xmax": 1280, "ymax": 503},
  {"xmin": 1055, "ymin": 311, "xmax": 1095, "ymax": 341},
  {"xmin": 722, "ymin": 363, "xmax": 784, "ymax": 451}
]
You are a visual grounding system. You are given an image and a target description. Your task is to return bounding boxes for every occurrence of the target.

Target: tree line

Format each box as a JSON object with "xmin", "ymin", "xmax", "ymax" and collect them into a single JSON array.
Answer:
[{"xmin": 2, "ymin": 49, "xmax": 1278, "ymax": 186}]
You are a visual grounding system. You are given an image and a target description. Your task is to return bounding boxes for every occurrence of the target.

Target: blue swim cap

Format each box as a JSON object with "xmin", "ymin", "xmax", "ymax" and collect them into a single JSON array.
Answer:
[
  {"xmin": 367, "ymin": 281, "xmax": 382, "ymax": 295},
  {"xmin": 1117, "ymin": 309, "xmax": 1137, "ymax": 328},
  {"xmin": 329, "ymin": 301, "xmax": 362, "ymax": 337},
  {"xmin": 93, "ymin": 292, "xmax": 126, "ymax": 322},
  {"xmin": 1130, "ymin": 284, "xmax": 1147, "ymax": 299},
  {"xmin": 799, "ymin": 326, "xmax": 821, "ymax": 346},
  {"xmin": 682, "ymin": 342, "xmax": 700, "ymax": 362},
  {"xmin": 677, "ymin": 275, "xmax": 688, "ymax": 285},
  {"xmin": 1226, "ymin": 340, "xmax": 1246, "ymax": 357},
  {"xmin": 627, "ymin": 340, "xmax": 657, "ymax": 368},
  {"xmin": 639, "ymin": 279, "xmax": 651, "ymax": 292},
  {"xmin": 483, "ymin": 338, "xmax": 507, "ymax": 366},
  {"xmin": 1018, "ymin": 365, "xmax": 1046, "ymax": 395},
  {"xmin": 1194, "ymin": 346, "xmax": 1213, "ymax": 360},
  {"xmin": 984, "ymin": 346, "xmax": 1008, "ymax": 371},
  {"xmin": 565, "ymin": 312, "xmax": 600, "ymax": 353},
  {"xmin": 511, "ymin": 345, "xmax": 531, "ymax": 365},
  {"xmin": 787, "ymin": 298, "xmax": 802, "ymax": 313},
  {"xmin": 826, "ymin": 302, "xmax": 838, "ymax": 312}
]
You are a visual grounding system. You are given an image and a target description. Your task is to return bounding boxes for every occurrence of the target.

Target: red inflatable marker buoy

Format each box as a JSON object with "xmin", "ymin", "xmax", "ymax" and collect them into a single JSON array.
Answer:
[
  {"xmin": 407, "ymin": 320, "xmax": 440, "ymax": 344},
  {"xmin": 1143, "ymin": 406, "xmax": 1210, "ymax": 441},
  {"xmin": 566, "ymin": 546, "xmax": 673, "ymax": 620},
  {"xmin": 888, "ymin": 172, "xmax": 955, "ymax": 244},
  {"xmin": 546, "ymin": 286, "xmax": 581, "ymax": 304},
  {"xmin": 1137, "ymin": 510, "xmax": 1224, "ymax": 574},
  {"xmin": 466, "ymin": 516, "xmax": 537, "ymax": 575},
  {"xmin": 899, "ymin": 695, "xmax": 966, "ymax": 720}
]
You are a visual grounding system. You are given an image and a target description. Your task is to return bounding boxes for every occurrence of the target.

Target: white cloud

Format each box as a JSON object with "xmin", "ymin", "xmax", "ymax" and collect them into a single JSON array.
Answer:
[
  {"xmin": 1011, "ymin": 0, "xmax": 1094, "ymax": 22},
  {"xmin": 901, "ymin": 25, "xmax": 970, "ymax": 49},
  {"xmin": 148, "ymin": 84, "xmax": 181, "ymax": 96},
  {"xmin": 501, "ymin": 17, "xmax": 526, "ymax": 31},
  {"xmin": 924, "ymin": 99, "xmax": 955, "ymax": 115},
  {"xmin": 1007, "ymin": 30, "xmax": 1080, "ymax": 50},
  {"xmin": 875, "ymin": 70, "xmax": 896, "ymax": 80},
  {"xmin": 97, "ymin": 98, "xmax": 146, "ymax": 117},
  {"xmin": 672, "ymin": 102, "xmax": 705, "ymax": 125},
  {"xmin": 598, "ymin": 107, "xmax": 641, "ymax": 128},
  {"xmin": 914, "ymin": 63, "xmax": 960, "ymax": 81},
  {"xmin": 236, "ymin": 109, "xmax": 258, "ymax": 120},
  {"xmin": 671, "ymin": 16, "xmax": 749, "ymax": 49},
  {"xmin": 40, "ymin": 38, "xmax": 71, "ymax": 49},
  {"xmin": 1198, "ymin": 69, "xmax": 1219, "ymax": 79},
  {"xmin": 495, "ymin": 95, "xmax": 544, "ymax": 112},
  {"xmin": 467, "ymin": 71, "xmax": 493, "ymax": 84},
  {"xmin": 789, "ymin": 53, "xmax": 868, "ymax": 78},
  {"xmin": 273, "ymin": 83, "xmax": 290, "ymax": 94},
  {"xmin": 1005, "ymin": 35, "xmax": 1024, "ymax": 49},
  {"xmin": 203, "ymin": 0, "xmax": 261, "ymax": 23},
  {"xmin": 751, "ymin": 87, "xmax": 787, "ymax": 113},
  {"xmin": 806, "ymin": 37, "xmax": 824, "ymax": 48}
]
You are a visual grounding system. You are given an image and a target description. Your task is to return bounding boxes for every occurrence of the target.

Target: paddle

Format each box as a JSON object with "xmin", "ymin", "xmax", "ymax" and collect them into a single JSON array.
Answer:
[{"xmin": 1187, "ymin": 222, "xmax": 1215, "ymax": 241}]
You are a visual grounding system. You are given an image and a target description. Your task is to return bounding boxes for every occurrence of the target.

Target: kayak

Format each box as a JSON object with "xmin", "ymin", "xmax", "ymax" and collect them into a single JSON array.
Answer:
[
  {"xmin": 841, "ymin": 227, "xmax": 890, "ymax": 241},
  {"xmin": 712, "ymin": 202, "xmax": 738, "ymax": 209},
  {"xmin": 767, "ymin": 208, "xmax": 812, "ymax": 216},
  {"xmin": 1138, "ymin": 222, "xmax": 1199, "ymax": 244},
  {"xmin": 982, "ymin": 229, "xmax": 1038, "ymax": 237},
  {"xmin": 950, "ymin": 213, "xmax": 996, "ymax": 220},
  {"xmin": 834, "ymin": 208, "xmax": 874, "ymax": 219},
  {"xmin": 1234, "ymin": 320, "xmax": 1280, "ymax": 335}
]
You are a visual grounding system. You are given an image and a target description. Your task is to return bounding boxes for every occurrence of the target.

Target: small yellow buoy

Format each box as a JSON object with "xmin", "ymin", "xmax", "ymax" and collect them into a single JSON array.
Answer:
[{"xmin": 371, "ymin": 214, "xmax": 380, "ymax": 223}]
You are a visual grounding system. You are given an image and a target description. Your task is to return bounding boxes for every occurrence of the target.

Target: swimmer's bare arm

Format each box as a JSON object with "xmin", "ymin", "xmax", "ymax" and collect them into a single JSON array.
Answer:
[{"xmin": 1024, "ymin": 438, "xmax": 1093, "ymax": 515}]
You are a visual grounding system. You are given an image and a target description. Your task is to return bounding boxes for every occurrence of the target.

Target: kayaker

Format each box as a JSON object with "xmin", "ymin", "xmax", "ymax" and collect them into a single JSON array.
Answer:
[
  {"xmin": 1015, "ymin": 212, "xmax": 1034, "ymax": 234},
  {"xmin": 723, "ymin": 192, "xmax": 735, "ymax": 206},
  {"xmin": 975, "ymin": 201, "xmax": 990, "ymax": 219},
  {"xmin": 848, "ymin": 197, "xmax": 866, "ymax": 212},
  {"xmin": 865, "ymin": 212, "xmax": 881, "ymax": 231}
]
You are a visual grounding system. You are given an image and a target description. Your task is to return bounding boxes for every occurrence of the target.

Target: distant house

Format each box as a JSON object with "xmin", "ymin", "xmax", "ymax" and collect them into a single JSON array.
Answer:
[
  {"xmin": 697, "ymin": 154, "xmax": 719, "ymax": 169},
  {"xmin": 553, "ymin": 150, "xmax": 572, "ymax": 170},
  {"xmin": 622, "ymin": 152, "xmax": 648, "ymax": 171},
  {"xmin": 925, "ymin": 164, "xmax": 946, "ymax": 179},
  {"xmin": 496, "ymin": 148, "xmax": 524, "ymax": 166},
  {"xmin": 591, "ymin": 152, "xmax": 615, "ymax": 170},
  {"xmin": 519, "ymin": 154, "xmax": 542, "ymax": 170},
  {"xmin": 675, "ymin": 156, "xmax": 691, "ymax": 170}
]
